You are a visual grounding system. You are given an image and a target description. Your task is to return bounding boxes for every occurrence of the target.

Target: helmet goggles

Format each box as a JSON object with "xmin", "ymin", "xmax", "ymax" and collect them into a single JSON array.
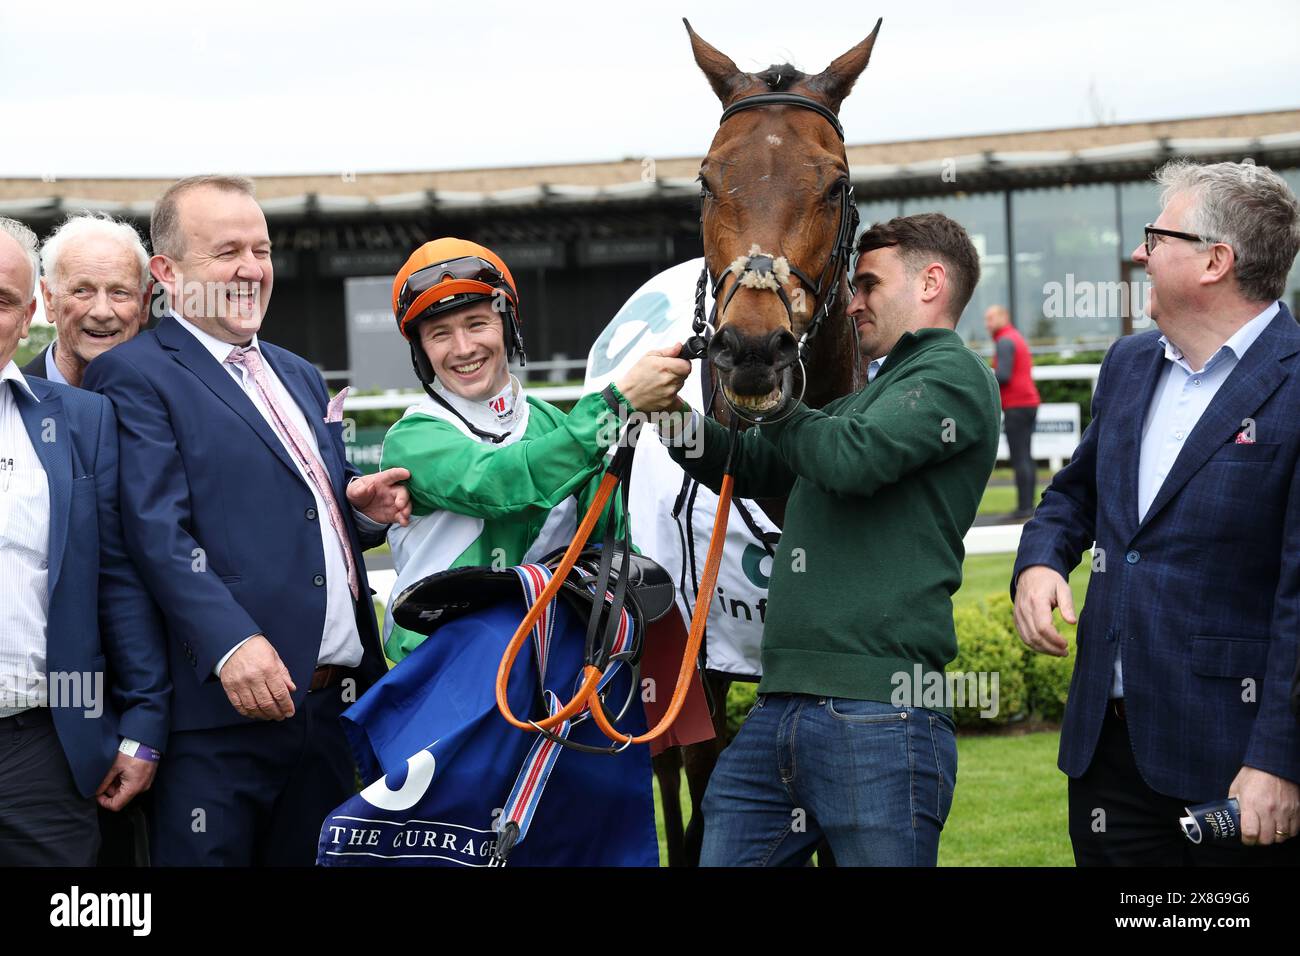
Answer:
[{"xmin": 397, "ymin": 255, "xmax": 517, "ymax": 337}]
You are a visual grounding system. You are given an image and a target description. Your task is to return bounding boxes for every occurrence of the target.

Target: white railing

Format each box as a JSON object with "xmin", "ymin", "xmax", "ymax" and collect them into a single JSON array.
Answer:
[{"xmin": 342, "ymin": 363, "xmax": 1101, "ymax": 412}]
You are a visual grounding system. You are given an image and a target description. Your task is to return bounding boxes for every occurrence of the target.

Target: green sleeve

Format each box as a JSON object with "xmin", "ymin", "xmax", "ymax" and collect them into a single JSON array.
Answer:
[
  {"xmin": 758, "ymin": 350, "xmax": 999, "ymax": 498},
  {"xmin": 381, "ymin": 392, "xmax": 621, "ymax": 519},
  {"xmin": 667, "ymin": 411, "xmax": 798, "ymax": 500}
]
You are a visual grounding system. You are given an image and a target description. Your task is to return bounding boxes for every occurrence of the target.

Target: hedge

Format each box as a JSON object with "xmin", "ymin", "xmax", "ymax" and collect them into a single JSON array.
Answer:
[{"xmin": 721, "ymin": 592, "xmax": 1078, "ymax": 736}]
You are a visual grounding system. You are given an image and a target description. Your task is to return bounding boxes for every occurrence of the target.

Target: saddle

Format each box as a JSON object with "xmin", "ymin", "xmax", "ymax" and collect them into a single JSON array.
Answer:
[{"xmin": 391, "ymin": 546, "xmax": 677, "ymax": 639}]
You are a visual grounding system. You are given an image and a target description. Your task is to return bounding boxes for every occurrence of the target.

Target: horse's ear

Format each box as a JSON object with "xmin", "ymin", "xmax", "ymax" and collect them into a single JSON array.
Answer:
[
  {"xmin": 808, "ymin": 18, "xmax": 882, "ymax": 114},
  {"xmin": 683, "ymin": 18, "xmax": 746, "ymax": 105}
]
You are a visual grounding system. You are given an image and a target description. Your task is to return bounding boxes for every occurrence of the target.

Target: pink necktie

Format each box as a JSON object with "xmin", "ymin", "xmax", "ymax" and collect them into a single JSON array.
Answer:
[{"xmin": 226, "ymin": 346, "xmax": 359, "ymax": 600}]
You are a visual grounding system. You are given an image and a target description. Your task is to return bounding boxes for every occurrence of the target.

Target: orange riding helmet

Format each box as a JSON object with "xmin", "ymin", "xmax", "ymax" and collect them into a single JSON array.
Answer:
[{"xmin": 392, "ymin": 238, "xmax": 525, "ymax": 385}]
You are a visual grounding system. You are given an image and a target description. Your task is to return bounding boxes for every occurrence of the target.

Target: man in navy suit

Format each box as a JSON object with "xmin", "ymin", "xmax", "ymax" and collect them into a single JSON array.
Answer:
[
  {"xmin": 0, "ymin": 217, "xmax": 169, "ymax": 866},
  {"xmin": 1013, "ymin": 160, "xmax": 1300, "ymax": 865},
  {"xmin": 83, "ymin": 176, "xmax": 411, "ymax": 866}
]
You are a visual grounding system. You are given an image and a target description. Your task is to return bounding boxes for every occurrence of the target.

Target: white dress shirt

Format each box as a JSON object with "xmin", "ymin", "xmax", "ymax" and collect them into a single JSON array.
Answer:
[
  {"xmin": 0, "ymin": 363, "xmax": 52, "ymax": 717},
  {"xmin": 169, "ymin": 314, "xmax": 366, "ymax": 674},
  {"xmin": 1113, "ymin": 301, "xmax": 1280, "ymax": 697}
]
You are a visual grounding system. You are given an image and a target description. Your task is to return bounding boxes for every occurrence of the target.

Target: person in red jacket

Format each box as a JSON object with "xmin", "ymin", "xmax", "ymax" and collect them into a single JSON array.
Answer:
[{"xmin": 985, "ymin": 305, "xmax": 1041, "ymax": 518}]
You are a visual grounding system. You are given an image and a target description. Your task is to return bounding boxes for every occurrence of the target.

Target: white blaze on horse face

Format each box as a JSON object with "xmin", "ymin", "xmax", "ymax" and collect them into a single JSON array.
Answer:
[{"xmin": 766, "ymin": 134, "xmax": 783, "ymax": 147}]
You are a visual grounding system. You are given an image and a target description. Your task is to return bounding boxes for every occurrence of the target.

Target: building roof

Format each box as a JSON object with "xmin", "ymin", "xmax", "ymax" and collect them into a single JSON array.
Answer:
[{"xmin": 2, "ymin": 108, "xmax": 1298, "ymax": 218}]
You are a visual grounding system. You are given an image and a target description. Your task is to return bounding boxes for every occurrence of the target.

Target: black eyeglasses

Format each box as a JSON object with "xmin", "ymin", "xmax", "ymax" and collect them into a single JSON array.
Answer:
[{"xmin": 1144, "ymin": 224, "xmax": 1223, "ymax": 256}]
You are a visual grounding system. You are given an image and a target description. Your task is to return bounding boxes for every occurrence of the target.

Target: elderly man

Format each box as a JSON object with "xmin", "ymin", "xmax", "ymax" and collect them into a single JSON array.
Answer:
[
  {"xmin": 22, "ymin": 212, "xmax": 156, "ymax": 866},
  {"xmin": 1013, "ymin": 160, "xmax": 1300, "ymax": 865},
  {"xmin": 83, "ymin": 175, "xmax": 411, "ymax": 866},
  {"xmin": 21, "ymin": 213, "xmax": 151, "ymax": 388},
  {"xmin": 0, "ymin": 217, "xmax": 168, "ymax": 866}
]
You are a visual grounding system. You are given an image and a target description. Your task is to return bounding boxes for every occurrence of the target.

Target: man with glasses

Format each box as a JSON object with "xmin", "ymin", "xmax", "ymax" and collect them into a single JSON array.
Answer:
[{"xmin": 1013, "ymin": 160, "xmax": 1300, "ymax": 865}]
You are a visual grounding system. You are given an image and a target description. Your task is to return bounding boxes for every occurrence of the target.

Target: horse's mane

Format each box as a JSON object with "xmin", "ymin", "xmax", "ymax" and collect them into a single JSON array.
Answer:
[{"xmin": 753, "ymin": 63, "xmax": 808, "ymax": 92}]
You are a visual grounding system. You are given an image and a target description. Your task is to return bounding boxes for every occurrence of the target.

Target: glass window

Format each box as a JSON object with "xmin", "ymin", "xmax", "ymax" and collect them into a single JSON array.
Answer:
[
  {"xmin": 1119, "ymin": 179, "xmax": 1162, "ymax": 259},
  {"xmin": 901, "ymin": 192, "xmax": 1010, "ymax": 347},
  {"xmin": 1281, "ymin": 169, "xmax": 1300, "ymax": 318},
  {"xmin": 1010, "ymin": 183, "xmax": 1122, "ymax": 346},
  {"xmin": 856, "ymin": 198, "xmax": 902, "ymax": 237}
]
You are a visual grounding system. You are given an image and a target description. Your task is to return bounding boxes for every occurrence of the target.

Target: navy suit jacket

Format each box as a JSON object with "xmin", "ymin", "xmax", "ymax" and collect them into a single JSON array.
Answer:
[
  {"xmin": 1013, "ymin": 304, "xmax": 1300, "ymax": 801},
  {"xmin": 82, "ymin": 315, "xmax": 388, "ymax": 733},
  {"xmin": 11, "ymin": 375, "xmax": 170, "ymax": 796}
]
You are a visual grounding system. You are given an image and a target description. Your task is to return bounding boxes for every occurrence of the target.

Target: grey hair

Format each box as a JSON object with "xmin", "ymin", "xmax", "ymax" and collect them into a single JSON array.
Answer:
[
  {"xmin": 151, "ymin": 174, "xmax": 257, "ymax": 259},
  {"xmin": 0, "ymin": 217, "xmax": 41, "ymax": 301},
  {"xmin": 41, "ymin": 212, "xmax": 150, "ymax": 293},
  {"xmin": 1155, "ymin": 159, "xmax": 1300, "ymax": 303}
]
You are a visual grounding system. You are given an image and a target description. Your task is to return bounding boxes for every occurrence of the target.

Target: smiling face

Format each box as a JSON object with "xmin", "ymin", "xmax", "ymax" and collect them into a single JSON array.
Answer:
[
  {"xmin": 154, "ymin": 185, "xmax": 272, "ymax": 344},
  {"xmin": 417, "ymin": 300, "xmax": 510, "ymax": 401},
  {"xmin": 43, "ymin": 234, "xmax": 148, "ymax": 370},
  {"xmin": 0, "ymin": 232, "xmax": 37, "ymax": 369},
  {"xmin": 846, "ymin": 246, "xmax": 919, "ymax": 360}
]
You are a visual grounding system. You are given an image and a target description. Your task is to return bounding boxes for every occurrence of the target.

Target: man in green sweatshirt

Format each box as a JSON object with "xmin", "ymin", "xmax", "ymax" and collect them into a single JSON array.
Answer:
[{"xmin": 658, "ymin": 213, "xmax": 1000, "ymax": 866}]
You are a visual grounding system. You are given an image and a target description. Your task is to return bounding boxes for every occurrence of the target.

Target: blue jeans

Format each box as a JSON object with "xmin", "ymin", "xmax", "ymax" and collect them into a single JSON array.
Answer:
[{"xmin": 699, "ymin": 693, "xmax": 958, "ymax": 866}]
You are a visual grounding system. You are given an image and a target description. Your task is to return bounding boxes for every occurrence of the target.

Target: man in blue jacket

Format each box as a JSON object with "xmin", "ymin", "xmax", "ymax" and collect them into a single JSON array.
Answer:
[
  {"xmin": 83, "ymin": 176, "xmax": 410, "ymax": 866},
  {"xmin": 0, "ymin": 217, "xmax": 169, "ymax": 865},
  {"xmin": 1013, "ymin": 160, "xmax": 1300, "ymax": 865}
]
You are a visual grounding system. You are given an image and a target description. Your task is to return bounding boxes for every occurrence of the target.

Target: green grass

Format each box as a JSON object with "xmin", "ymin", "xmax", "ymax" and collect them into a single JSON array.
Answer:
[
  {"xmin": 977, "ymin": 484, "xmax": 1019, "ymax": 515},
  {"xmin": 956, "ymin": 551, "xmax": 1091, "ymax": 614},
  {"xmin": 939, "ymin": 731, "xmax": 1071, "ymax": 866}
]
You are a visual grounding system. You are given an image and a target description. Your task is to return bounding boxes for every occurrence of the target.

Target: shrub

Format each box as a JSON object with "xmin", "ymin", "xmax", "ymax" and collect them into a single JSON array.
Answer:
[
  {"xmin": 983, "ymin": 591, "xmax": 1077, "ymax": 723},
  {"xmin": 725, "ymin": 681, "xmax": 758, "ymax": 741},
  {"xmin": 950, "ymin": 603, "xmax": 1027, "ymax": 728}
]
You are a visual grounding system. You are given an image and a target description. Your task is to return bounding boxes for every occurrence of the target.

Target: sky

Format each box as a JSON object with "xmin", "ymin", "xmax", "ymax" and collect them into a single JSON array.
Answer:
[{"xmin": 1, "ymin": 0, "xmax": 1297, "ymax": 179}]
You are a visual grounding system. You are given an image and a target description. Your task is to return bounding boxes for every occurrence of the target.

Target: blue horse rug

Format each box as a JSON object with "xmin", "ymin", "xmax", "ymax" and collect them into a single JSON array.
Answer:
[{"xmin": 317, "ymin": 564, "xmax": 659, "ymax": 867}]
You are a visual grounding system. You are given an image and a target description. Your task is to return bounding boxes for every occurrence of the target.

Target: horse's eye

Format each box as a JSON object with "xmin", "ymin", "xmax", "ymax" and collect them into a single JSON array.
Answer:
[{"xmin": 697, "ymin": 174, "xmax": 714, "ymax": 199}]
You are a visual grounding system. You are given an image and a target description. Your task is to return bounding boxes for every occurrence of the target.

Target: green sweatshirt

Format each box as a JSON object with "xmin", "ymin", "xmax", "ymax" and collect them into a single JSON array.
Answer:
[{"xmin": 670, "ymin": 327, "xmax": 1000, "ymax": 703}]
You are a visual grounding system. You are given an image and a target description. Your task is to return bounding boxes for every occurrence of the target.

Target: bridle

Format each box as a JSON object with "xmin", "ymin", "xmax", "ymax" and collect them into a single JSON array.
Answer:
[{"xmin": 686, "ymin": 92, "xmax": 861, "ymax": 424}]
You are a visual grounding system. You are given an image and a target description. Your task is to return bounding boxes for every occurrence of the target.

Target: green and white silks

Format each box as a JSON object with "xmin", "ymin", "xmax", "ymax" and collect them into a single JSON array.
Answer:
[{"xmin": 379, "ymin": 375, "xmax": 626, "ymax": 663}]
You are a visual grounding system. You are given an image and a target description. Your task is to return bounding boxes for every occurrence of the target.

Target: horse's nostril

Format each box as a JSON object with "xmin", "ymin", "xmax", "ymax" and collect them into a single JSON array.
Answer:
[
  {"xmin": 707, "ymin": 326, "xmax": 742, "ymax": 371},
  {"xmin": 767, "ymin": 328, "xmax": 799, "ymax": 371}
]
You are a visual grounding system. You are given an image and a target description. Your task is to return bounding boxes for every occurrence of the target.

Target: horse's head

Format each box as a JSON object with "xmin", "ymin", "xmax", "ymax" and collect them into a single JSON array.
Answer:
[{"xmin": 685, "ymin": 19, "xmax": 881, "ymax": 417}]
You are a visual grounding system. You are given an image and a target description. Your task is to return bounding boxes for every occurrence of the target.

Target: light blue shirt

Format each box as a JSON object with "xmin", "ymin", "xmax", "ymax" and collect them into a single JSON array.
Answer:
[
  {"xmin": 866, "ymin": 353, "xmax": 887, "ymax": 383},
  {"xmin": 1112, "ymin": 300, "xmax": 1280, "ymax": 697},
  {"xmin": 44, "ymin": 342, "xmax": 69, "ymax": 386}
]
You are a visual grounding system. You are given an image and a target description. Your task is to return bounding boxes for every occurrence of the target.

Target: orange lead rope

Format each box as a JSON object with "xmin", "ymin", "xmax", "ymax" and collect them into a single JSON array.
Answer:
[
  {"xmin": 494, "ymin": 470, "xmax": 620, "ymax": 732},
  {"xmin": 495, "ymin": 417, "xmax": 738, "ymax": 746},
  {"xmin": 588, "ymin": 471, "xmax": 733, "ymax": 746}
]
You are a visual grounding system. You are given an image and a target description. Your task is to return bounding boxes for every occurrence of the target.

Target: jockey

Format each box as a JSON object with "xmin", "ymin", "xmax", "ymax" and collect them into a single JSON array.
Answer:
[{"xmin": 380, "ymin": 237, "xmax": 690, "ymax": 662}]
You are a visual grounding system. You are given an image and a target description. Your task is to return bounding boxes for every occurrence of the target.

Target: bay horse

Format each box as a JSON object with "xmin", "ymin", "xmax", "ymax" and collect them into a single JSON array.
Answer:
[{"xmin": 653, "ymin": 18, "xmax": 882, "ymax": 866}]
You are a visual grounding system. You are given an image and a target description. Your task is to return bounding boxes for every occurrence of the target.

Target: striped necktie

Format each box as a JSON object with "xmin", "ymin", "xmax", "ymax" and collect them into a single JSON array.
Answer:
[{"xmin": 226, "ymin": 346, "xmax": 359, "ymax": 600}]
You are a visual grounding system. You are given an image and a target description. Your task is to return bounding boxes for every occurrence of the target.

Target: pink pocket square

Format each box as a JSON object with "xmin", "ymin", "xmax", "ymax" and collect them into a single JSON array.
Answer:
[{"xmin": 326, "ymin": 386, "xmax": 350, "ymax": 424}]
